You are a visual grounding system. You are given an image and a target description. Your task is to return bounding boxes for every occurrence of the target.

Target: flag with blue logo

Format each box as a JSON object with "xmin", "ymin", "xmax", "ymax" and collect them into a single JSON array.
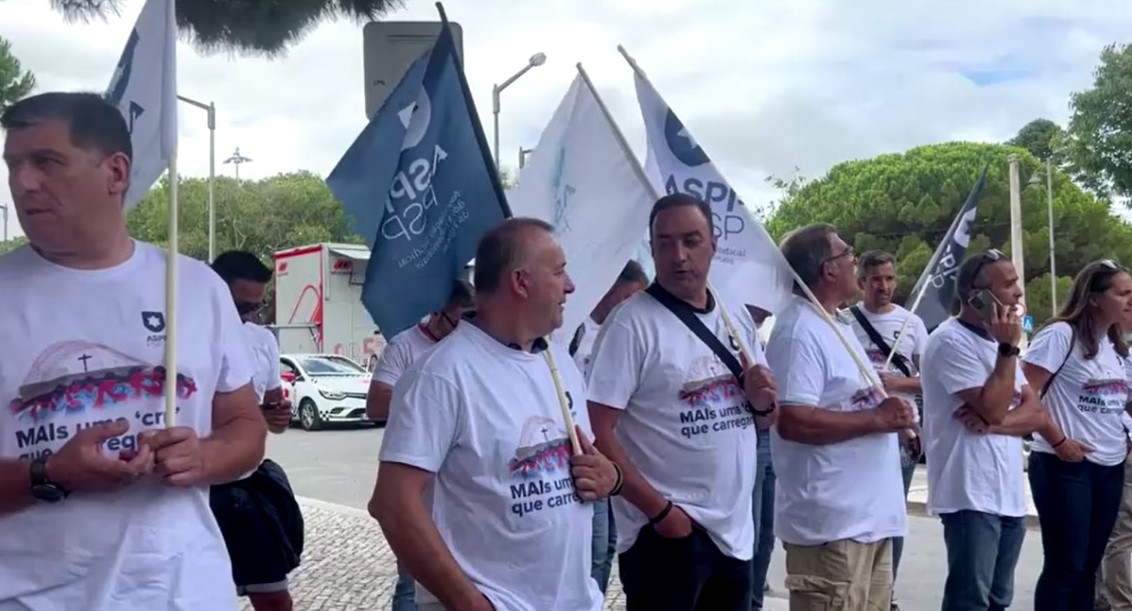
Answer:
[
  {"xmin": 625, "ymin": 53, "xmax": 794, "ymax": 314},
  {"xmin": 509, "ymin": 71, "xmax": 654, "ymax": 338},
  {"xmin": 906, "ymin": 161, "xmax": 989, "ymax": 330},
  {"xmin": 326, "ymin": 9, "xmax": 509, "ymax": 336},
  {"xmin": 105, "ymin": 0, "xmax": 178, "ymax": 210}
]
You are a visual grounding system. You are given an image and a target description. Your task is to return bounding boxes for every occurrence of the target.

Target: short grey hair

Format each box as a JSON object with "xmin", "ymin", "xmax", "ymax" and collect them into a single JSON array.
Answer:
[{"xmin": 779, "ymin": 223, "xmax": 837, "ymax": 293}]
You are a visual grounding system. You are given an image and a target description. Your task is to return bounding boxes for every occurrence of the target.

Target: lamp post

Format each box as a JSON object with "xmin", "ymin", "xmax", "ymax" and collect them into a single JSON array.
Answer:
[
  {"xmin": 1029, "ymin": 158, "xmax": 1057, "ymax": 315},
  {"xmin": 224, "ymin": 147, "xmax": 252, "ymax": 181},
  {"xmin": 492, "ymin": 52, "xmax": 547, "ymax": 170},
  {"xmin": 177, "ymin": 95, "xmax": 216, "ymax": 261},
  {"xmin": 0, "ymin": 203, "xmax": 7, "ymax": 243}
]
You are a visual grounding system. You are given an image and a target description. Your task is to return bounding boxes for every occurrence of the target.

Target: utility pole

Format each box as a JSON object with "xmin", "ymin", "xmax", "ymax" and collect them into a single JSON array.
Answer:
[{"xmin": 224, "ymin": 147, "xmax": 252, "ymax": 181}]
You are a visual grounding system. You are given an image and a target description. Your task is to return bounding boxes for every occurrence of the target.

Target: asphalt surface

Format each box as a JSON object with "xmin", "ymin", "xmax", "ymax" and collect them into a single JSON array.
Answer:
[{"xmin": 265, "ymin": 424, "xmax": 1046, "ymax": 610}]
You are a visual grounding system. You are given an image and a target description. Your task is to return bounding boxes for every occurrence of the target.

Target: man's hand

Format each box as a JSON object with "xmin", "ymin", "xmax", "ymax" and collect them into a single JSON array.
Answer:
[
  {"xmin": 741, "ymin": 354, "xmax": 778, "ymax": 414},
  {"xmin": 988, "ymin": 302, "xmax": 1022, "ymax": 346},
  {"xmin": 145, "ymin": 427, "xmax": 207, "ymax": 486},
  {"xmin": 955, "ymin": 404, "xmax": 991, "ymax": 434},
  {"xmin": 874, "ymin": 397, "xmax": 916, "ymax": 432},
  {"xmin": 653, "ymin": 504, "xmax": 694, "ymax": 539},
  {"xmin": 1053, "ymin": 437, "xmax": 1094, "ymax": 462},
  {"xmin": 46, "ymin": 419, "xmax": 154, "ymax": 493},
  {"xmin": 899, "ymin": 428, "xmax": 923, "ymax": 461},
  {"xmin": 570, "ymin": 427, "xmax": 619, "ymax": 500},
  {"xmin": 263, "ymin": 400, "xmax": 292, "ymax": 433}
]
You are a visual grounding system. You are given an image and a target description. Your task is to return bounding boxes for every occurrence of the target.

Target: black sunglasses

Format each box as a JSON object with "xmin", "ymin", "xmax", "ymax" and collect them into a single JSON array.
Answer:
[
  {"xmin": 236, "ymin": 300, "xmax": 267, "ymax": 315},
  {"xmin": 969, "ymin": 249, "xmax": 1005, "ymax": 289}
]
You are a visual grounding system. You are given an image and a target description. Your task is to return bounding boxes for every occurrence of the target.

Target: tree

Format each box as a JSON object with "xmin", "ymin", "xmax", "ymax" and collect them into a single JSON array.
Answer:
[
  {"xmin": 0, "ymin": 36, "xmax": 35, "ymax": 109},
  {"xmin": 1007, "ymin": 119, "xmax": 1064, "ymax": 162},
  {"xmin": 1066, "ymin": 43, "xmax": 1132, "ymax": 202},
  {"xmin": 127, "ymin": 170, "xmax": 364, "ymax": 264},
  {"xmin": 766, "ymin": 141, "xmax": 1132, "ymax": 326},
  {"xmin": 30, "ymin": 0, "xmax": 401, "ymax": 56},
  {"xmin": 0, "ymin": 235, "xmax": 28, "ymax": 255}
]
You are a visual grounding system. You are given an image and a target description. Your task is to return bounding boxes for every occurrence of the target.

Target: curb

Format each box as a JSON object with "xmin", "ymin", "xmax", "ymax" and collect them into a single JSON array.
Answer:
[
  {"xmin": 296, "ymin": 495, "xmax": 373, "ymax": 519},
  {"xmin": 906, "ymin": 500, "xmax": 1041, "ymax": 530}
]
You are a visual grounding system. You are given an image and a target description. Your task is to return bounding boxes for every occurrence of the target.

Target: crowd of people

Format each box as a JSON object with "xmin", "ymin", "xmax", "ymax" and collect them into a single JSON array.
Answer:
[{"xmin": 4, "ymin": 89, "xmax": 1132, "ymax": 611}]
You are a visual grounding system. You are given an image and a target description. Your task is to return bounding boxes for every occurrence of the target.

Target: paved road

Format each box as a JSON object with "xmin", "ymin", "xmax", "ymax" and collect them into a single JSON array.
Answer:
[{"xmin": 266, "ymin": 425, "xmax": 1046, "ymax": 610}]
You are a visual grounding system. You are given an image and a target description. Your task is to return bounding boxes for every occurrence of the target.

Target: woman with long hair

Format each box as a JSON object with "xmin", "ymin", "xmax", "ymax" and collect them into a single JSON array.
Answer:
[{"xmin": 1023, "ymin": 259, "xmax": 1132, "ymax": 610}]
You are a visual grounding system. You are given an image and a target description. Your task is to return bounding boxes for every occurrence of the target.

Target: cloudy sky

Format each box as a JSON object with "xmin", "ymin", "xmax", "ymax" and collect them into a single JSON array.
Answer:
[{"xmin": 1, "ymin": 0, "xmax": 1130, "ymax": 240}]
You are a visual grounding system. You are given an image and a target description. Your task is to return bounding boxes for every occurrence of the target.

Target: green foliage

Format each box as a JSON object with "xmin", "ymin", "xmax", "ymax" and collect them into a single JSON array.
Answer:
[
  {"xmin": 127, "ymin": 170, "xmax": 364, "ymax": 264},
  {"xmin": 766, "ymin": 141, "xmax": 1132, "ymax": 326},
  {"xmin": 0, "ymin": 235, "xmax": 28, "ymax": 255},
  {"xmin": 0, "ymin": 36, "xmax": 35, "ymax": 109},
  {"xmin": 1007, "ymin": 119, "xmax": 1064, "ymax": 162},
  {"xmin": 1067, "ymin": 43, "xmax": 1132, "ymax": 202},
  {"xmin": 27, "ymin": 0, "xmax": 402, "ymax": 57}
]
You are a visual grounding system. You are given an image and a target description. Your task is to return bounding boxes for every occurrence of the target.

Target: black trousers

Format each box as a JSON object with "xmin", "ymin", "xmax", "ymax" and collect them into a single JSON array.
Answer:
[{"xmin": 619, "ymin": 524, "xmax": 753, "ymax": 611}]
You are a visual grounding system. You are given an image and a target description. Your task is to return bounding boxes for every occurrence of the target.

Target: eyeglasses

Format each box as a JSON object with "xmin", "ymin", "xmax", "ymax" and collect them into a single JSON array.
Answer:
[
  {"xmin": 1099, "ymin": 259, "xmax": 1126, "ymax": 271},
  {"xmin": 440, "ymin": 311, "xmax": 459, "ymax": 328},
  {"xmin": 824, "ymin": 246, "xmax": 855, "ymax": 265},
  {"xmin": 236, "ymin": 300, "xmax": 267, "ymax": 315},
  {"xmin": 969, "ymin": 249, "xmax": 1005, "ymax": 289}
]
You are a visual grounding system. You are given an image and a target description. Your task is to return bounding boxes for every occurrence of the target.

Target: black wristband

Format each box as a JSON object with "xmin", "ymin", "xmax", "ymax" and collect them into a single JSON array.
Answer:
[
  {"xmin": 750, "ymin": 401, "xmax": 777, "ymax": 417},
  {"xmin": 998, "ymin": 342, "xmax": 1020, "ymax": 358},
  {"xmin": 647, "ymin": 500, "xmax": 674, "ymax": 526},
  {"xmin": 1052, "ymin": 435, "xmax": 1068, "ymax": 448},
  {"xmin": 609, "ymin": 463, "xmax": 624, "ymax": 497}
]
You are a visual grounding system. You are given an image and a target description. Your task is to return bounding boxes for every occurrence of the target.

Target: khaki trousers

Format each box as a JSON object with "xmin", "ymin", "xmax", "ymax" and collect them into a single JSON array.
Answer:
[
  {"xmin": 784, "ymin": 538, "xmax": 894, "ymax": 611},
  {"xmin": 1100, "ymin": 453, "xmax": 1132, "ymax": 610}
]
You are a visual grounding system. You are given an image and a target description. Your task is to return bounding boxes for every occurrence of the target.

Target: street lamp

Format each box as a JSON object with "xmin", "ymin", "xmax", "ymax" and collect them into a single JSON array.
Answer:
[
  {"xmin": 0, "ymin": 202, "xmax": 7, "ymax": 243},
  {"xmin": 493, "ymin": 52, "xmax": 547, "ymax": 170},
  {"xmin": 1029, "ymin": 158, "xmax": 1056, "ymax": 315},
  {"xmin": 224, "ymin": 147, "xmax": 252, "ymax": 181},
  {"xmin": 177, "ymin": 95, "xmax": 216, "ymax": 262}
]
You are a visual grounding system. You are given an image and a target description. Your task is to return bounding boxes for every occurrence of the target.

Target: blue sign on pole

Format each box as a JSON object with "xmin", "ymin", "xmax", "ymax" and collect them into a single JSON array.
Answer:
[{"xmin": 1022, "ymin": 315, "xmax": 1035, "ymax": 334}]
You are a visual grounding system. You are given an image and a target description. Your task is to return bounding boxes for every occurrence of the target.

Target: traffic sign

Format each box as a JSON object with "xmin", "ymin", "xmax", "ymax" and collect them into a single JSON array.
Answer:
[
  {"xmin": 1022, "ymin": 315, "xmax": 1034, "ymax": 334},
  {"xmin": 362, "ymin": 21, "xmax": 464, "ymax": 120}
]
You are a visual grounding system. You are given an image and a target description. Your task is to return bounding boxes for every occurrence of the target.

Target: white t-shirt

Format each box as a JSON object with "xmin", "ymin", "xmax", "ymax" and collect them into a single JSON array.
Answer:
[
  {"xmin": 243, "ymin": 322, "xmax": 282, "ymax": 404},
  {"xmin": 849, "ymin": 303, "xmax": 928, "ymax": 423},
  {"xmin": 1124, "ymin": 359, "xmax": 1132, "ymax": 445},
  {"xmin": 379, "ymin": 322, "xmax": 602, "ymax": 611},
  {"xmin": 371, "ymin": 324, "xmax": 438, "ymax": 387},
  {"xmin": 1024, "ymin": 322, "xmax": 1130, "ymax": 466},
  {"xmin": 764, "ymin": 297, "xmax": 906, "ymax": 546},
  {"xmin": 569, "ymin": 317, "xmax": 602, "ymax": 378},
  {"xmin": 921, "ymin": 318, "xmax": 1028, "ymax": 517},
  {"xmin": 585, "ymin": 290, "xmax": 762, "ymax": 560},
  {"xmin": 0, "ymin": 242, "xmax": 253, "ymax": 611}
]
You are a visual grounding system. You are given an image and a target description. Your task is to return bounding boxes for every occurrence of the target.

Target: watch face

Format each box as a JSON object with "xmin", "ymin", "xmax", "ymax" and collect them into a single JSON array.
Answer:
[{"xmin": 31, "ymin": 484, "xmax": 65, "ymax": 503}]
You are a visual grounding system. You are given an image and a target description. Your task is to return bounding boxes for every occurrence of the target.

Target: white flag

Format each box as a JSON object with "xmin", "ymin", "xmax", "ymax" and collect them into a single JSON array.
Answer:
[
  {"xmin": 630, "ymin": 69, "xmax": 794, "ymax": 314},
  {"xmin": 106, "ymin": 0, "xmax": 178, "ymax": 209},
  {"xmin": 510, "ymin": 72, "xmax": 654, "ymax": 338}
]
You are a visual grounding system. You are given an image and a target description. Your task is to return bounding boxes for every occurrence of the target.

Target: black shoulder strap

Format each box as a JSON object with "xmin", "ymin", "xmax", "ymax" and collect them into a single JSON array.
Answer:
[
  {"xmin": 567, "ymin": 323, "xmax": 586, "ymax": 357},
  {"xmin": 1040, "ymin": 326, "xmax": 1077, "ymax": 398},
  {"xmin": 645, "ymin": 284, "xmax": 745, "ymax": 383},
  {"xmin": 849, "ymin": 306, "xmax": 913, "ymax": 378}
]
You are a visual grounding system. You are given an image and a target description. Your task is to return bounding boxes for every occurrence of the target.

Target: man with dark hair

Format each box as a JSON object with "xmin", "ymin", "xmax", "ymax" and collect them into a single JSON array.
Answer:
[
  {"xmin": 588, "ymin": 194, "xmax": 778, "ymax": 610},
  {"xmin": 372, "ymin": 217, "xmax": 617, "ymax": 611},
  {"xmin": 920, "ymin": 250, "xmax": 1045, "ymax": 610},
  {"xmin": 848, "ymin": 250, "xmax": 928, "ymax": 611},
  {"xmin": 0, "ymin": 92, "xmax": 265, "ymax": 608},
  {"xmin": 209, "ymin": 250, "xmax": 303, "ymax": 611},
  {"xmin": 365, "ymin": 279, "xmax": 475, "ymax": 611},
  {"xmin": 566, "ymin": 259, "xmax": 650, "ymax": 595},
  {"xmin": 766, "ymin": 223, "xmax": 914, "ymax": 610}
]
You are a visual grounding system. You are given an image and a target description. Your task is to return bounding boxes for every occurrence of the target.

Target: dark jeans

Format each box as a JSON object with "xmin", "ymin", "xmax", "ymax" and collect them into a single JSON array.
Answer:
[
  {"xmin": 940, "ymin": 510, "xmax": 1026, "ymax": 611},
  {"xmin": 620, "ymin": 525, "xmax": 753, "ymax": 611},
  {"xmin": 1029, "ymin": 450, "xmax": 1125, "ymax": 611},
  {"xmin": 892, "ymin": 461, "xmax": 916, "ymax": 581},
  {"xmin": 751, "ymin": 428, "xmax": 776, "ymax": 610}
]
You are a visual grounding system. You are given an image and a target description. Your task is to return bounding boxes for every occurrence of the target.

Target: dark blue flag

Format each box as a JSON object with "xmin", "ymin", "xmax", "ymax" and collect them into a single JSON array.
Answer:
[
  {"xmin": 326, "ymin": 4, "xmax": 510, "ymax": 336},
  {"xmin": 906, "ymin": 161, "xmax": 990, "ymax": 330}
]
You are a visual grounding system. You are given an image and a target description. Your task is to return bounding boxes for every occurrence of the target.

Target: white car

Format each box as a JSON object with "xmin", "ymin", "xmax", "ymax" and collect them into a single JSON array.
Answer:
[{"xmin": 279, "ymin": 353, "xmax": 373, "ymax": 431}]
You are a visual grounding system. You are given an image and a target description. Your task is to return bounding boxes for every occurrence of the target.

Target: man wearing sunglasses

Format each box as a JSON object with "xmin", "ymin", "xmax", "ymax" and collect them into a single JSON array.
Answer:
[
  {"xmin": 209, "ymin": 250, "xmax": 304, "ymax": 611},
  {"xmin": 365, "ymin": 279, "xmax": 474, "ymax": 611}
]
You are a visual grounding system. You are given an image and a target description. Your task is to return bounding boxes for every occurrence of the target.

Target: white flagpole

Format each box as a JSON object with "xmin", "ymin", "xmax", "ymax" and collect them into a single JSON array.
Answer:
[
  {"xmin": 882, "ymin": 279, "xmax": 930, "ymax": 371},
  {"xmin": 165, "ymin": 157, "xmax": 179, "ymax": 428}
]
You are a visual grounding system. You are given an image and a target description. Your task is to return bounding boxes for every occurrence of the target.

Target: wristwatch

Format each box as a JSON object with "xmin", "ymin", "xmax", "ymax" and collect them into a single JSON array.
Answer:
[
  {"xmin": 29, "ymin": 456, "xmax": 69, "ymax": 503},
  {"xmin": 998, "ymin": 342, "xmax": 1021, "ymax": 358}
]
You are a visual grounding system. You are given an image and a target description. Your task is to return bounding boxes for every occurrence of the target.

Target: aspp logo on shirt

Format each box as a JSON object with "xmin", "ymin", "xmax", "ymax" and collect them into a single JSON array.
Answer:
[{"xmin": 142, "ymin": 310, "xmax": 166, "ymax": 346}]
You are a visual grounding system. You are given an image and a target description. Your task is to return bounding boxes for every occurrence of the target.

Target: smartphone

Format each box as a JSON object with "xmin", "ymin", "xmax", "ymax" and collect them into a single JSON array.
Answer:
[{"xmin": 967, "ymin": 288, "xmax": 1001, "ymax": 323}]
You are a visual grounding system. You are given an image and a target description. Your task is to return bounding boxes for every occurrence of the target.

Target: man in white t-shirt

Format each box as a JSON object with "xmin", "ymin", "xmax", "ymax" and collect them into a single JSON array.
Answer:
[
  {"xmin": 847, "ymin": 250, "xmax": 928, "ymax": 611},
  {"xmin": 566, "ymin": 259, "xmax": 649, "ymax": 596},
  {"xmin": 365, "ymin": 279, "xmax": 474, "ymax": 611},
  {"xmin": 365, "ymin": 280, "xmax": 475, "ymax": 426},
  {"xmin": 587, "ymin": 194, "xmax": 779, "ymax": 611},
  {"xmin": 0, "ymin": 92, "xmax": 266, "ymax": 610},
  {"xmin": 765, "ymin": 223, "xmax": 914, "ymax": 611},
  {"xmin": 209, "ymin": 250, "xmax": 304, "ymax": 611},
  {"xmin": 920, "ymin": 249, "xmax": 1047, "ymax": 610},
  {"xmin": 372, "ymin": 218, "xmax": 618, "ymax": 611}
]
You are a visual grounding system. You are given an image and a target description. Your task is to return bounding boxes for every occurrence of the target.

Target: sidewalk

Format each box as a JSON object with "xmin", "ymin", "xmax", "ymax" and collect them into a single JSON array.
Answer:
[
  {"xmin": 241, "ymin": 497, "xmax": 790, "ymax": 610},
  {"xmin": 905, "ymin": 464, "xmax": 1041, "ymax": 529}
]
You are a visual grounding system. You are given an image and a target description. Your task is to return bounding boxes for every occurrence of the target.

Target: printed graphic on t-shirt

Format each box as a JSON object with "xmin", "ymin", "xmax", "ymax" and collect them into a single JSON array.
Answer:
[
  {"xmin": 506, "ymin": 391, "xmax": 581, "ymax": 518},
  {"xmin": 676, "ymin": 355, "xmax": 754, "ymax": 440},
  {"xmin": 8, "ymin": 339, "xmax": 194, "ymax": 460},
  {"xmin": 1077, "ymin": 378, "xmax": 1129, "ymax": 416},
  {"xmin": 851, "ymin": 386, "xmax": 884, "ymax": 410}
]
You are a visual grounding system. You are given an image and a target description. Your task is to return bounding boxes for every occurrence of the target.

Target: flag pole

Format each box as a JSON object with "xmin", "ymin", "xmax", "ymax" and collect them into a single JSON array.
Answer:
[
  {"xmin": 612, "ymin": 48, "xmax": 887, "ymax": 396},
  {"xmin": 882, "ymin": 280, "xmax": 930, "ymax": 371},
  {"xmin": 164, "ymin": 156, "xmax": 179, "ymax": 428}
]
